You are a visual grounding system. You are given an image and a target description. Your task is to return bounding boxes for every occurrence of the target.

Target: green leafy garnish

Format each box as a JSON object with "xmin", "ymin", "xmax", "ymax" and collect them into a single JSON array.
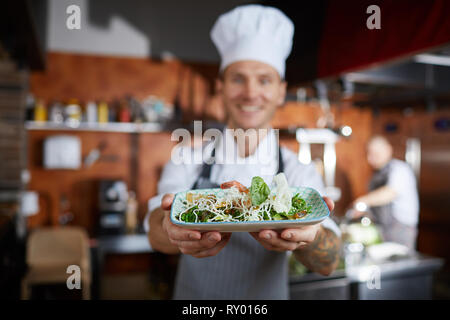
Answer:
[
  {"xmin": 268, "ymin": 193, "xmax": 312, "ymax": 220},
  {"xmin": 180, "ymin": 206, "xmax": 197, "ymax": 222},
  {"xmin": 249, "ymin": 176, "xmax": 270, "ymax": 206},
  {"xmin": 271, "ymin": 213, "xmax": 285, "ymax": 220},
  {"xmin": 289, "ymin": 193, "xmax": 312, "ymax": 215}
]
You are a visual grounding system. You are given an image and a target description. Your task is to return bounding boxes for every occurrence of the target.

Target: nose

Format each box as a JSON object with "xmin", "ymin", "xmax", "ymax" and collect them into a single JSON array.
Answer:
[{"xmin": 242, "ymin": 78, "xmax": 260, "ymax": 101}]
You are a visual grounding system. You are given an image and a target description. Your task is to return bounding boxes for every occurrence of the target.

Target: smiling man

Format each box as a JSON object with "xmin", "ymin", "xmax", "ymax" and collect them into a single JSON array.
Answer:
[
  {"xmin": 219, "ymin": 60, "xmax": 286, "ymax": 131},
  {"xmin": 146, "ymin": 5, "xmax": 342, "ymax": 299}
]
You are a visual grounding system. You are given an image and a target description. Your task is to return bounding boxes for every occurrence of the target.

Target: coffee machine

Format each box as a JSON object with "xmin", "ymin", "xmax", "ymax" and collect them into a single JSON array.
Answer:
[{"xmin": 98, "ymin": 180, "xmax": 128, "ymax": 235}]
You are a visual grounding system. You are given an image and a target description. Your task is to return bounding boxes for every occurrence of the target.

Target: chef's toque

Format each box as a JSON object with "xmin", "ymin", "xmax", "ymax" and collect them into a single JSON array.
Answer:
[{"xmin": 211, "ymin": 4, "xmax": 294, "ymax": 79}]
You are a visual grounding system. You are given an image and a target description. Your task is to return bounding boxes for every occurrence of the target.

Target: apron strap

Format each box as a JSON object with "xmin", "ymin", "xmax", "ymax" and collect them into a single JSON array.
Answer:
[
  {"xmin": 191, "ymin": 147, "xmax": 215, "ymax": 189},
  {"xmin": 277, "ymin": 145, "xmax": 284, "ymax": 174}
]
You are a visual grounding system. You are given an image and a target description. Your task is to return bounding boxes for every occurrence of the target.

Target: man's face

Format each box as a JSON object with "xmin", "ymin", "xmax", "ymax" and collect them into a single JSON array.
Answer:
[
  {"xmin": 217, "ymin": 60, "xmax": 287, "ymax": 130},
  {"xmin": 367, "ymin": 140, "xmax": 392, "ymax": 170}
]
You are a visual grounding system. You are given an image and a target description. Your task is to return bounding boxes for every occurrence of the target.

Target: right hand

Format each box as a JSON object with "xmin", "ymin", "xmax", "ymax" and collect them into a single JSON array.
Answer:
[
  {"xmin": 345, "ymin": 208, "xmax": 366, "ymax": 220},
  {"xmin": 160, "ymin": 194, "xmax": 231, "ymax": 258}
]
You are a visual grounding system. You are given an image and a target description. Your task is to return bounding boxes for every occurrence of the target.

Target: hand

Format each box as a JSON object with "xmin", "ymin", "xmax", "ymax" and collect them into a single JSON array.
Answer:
[
  {"xmin": 250, "ymin": 196, "xmax": 335, "ymax": 252},
  {"xmin": 349, "ymin": 197, "xmax": 368, "ymax": 219},
  {"xmin": 347, "ymin": 208, "xmax": 366, "ymax": 220},
  {"xmin": 160, "ymin": 194, "xmax": 231, "ymax": 258}
]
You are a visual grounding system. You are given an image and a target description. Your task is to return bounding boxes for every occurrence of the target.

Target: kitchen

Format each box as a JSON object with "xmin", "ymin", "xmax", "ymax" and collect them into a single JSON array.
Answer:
[{"xmin": 0, "ymin": 0, "xmax": 449, "ymax": 302}]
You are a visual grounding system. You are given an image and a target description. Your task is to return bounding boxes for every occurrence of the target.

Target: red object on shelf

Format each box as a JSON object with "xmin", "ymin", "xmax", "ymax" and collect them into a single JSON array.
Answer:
[{"xmin": 119, "ymin": 105, "xmax": 131, "ymax": 122}]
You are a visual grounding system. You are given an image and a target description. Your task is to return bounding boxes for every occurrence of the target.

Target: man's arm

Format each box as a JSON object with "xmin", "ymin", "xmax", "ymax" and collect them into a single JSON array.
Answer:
[
  {"xmin": 355, "ymin": 185, "xmax": 397, "ymax": 207},
  {"xmin": 147, "ymin": 207, "xmax": 180, "ymax": 254},
  {"xmin": 293, "ymin": 225, "xmax": 341, "ymax": 276},
  {"xmin": 251, "ymin": 196, "xmax": 341, "ymax": 276}
]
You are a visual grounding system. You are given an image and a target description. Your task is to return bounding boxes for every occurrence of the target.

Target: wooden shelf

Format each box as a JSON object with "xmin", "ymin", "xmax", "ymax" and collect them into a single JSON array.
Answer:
[{"xmin": 25, "ymin": 121, "xmax": 164, "ymax": 133}]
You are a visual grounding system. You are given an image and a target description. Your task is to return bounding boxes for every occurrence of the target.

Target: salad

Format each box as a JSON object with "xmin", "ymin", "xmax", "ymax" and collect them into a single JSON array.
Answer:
[{"xmin": 176, "ymin": 173, "xmax": 312, "ymax": 223}]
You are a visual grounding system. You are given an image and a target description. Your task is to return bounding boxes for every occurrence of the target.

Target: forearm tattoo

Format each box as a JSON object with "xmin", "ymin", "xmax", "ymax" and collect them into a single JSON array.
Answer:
[{"xmin": 294, "ymin": 226, "xmax": 341, "ymax": 275}]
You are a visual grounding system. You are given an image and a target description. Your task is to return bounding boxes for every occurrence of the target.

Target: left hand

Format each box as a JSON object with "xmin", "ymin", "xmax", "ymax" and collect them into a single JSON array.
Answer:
[{"xmin": 250, "ymin": 196, "xmax": 335, "ymax": 252}]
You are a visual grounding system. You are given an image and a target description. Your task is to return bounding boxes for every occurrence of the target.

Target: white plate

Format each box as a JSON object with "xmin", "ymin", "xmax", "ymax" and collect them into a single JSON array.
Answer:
[{"xmin": 170, "ymin": 187, "xmax": 330, "ymax": 232}]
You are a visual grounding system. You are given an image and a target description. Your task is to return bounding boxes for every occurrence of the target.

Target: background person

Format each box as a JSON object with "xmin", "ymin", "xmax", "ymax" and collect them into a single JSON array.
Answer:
[{"xmin": 351, "ymin": 135, "xmax": 419, "ymax": 250}]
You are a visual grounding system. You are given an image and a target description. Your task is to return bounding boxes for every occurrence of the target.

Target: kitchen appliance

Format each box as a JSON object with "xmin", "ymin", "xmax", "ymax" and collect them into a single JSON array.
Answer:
[
  {"xmin": 98, "ymin": 180, "xmax": 128, "ymax": 235},
  {"xmin": 43, "ymin": 135, "xmax": 81, "ymax": 169}
]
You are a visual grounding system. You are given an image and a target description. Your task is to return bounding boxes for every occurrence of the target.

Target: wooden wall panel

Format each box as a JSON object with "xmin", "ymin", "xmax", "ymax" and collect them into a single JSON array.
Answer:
[
  {"xmin": 137, "ymin": 132, "xmax": 177, "ymax": 221},
  {"xmin": 333, "ymin": 106, "xmax": 373, "ymax": 214},
  {"xmin": 27, "ymin": 130, "xmax": 132, "ymax": 235},
  {"xmin": 27, "ymin": 130, "xmax": 178, "ymax": 234},
  {"xmin": 272, "ymin": 102, "xmax": 325, "ymax": 128},
  {"xmin": 30, "ymin": 52, "xmax": 182, "ymax": 104}
]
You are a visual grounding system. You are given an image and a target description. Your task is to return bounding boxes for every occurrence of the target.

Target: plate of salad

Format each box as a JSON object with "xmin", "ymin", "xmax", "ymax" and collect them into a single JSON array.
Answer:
[{"xmin": 170, "ymin": 173, "xmax": 330, "ymax": 232}]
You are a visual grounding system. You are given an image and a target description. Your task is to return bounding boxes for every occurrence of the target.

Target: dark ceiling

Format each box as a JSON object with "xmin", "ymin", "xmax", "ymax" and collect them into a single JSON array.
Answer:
[
  {"xmin": 2, "ymin": 0, "xmax": 450, "ymax": 109},
  {"xmin": 262, "ymin": 0, "xmax": 329, "ymax": 85}
]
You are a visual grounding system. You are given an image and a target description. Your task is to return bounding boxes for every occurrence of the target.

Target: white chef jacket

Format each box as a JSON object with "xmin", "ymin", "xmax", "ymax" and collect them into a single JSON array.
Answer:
[
  {"xmin": 385, "ymin": 159, "xmax": 420, "ymax": 226},
  {"xmin": 144, "ymin": 128, "xmax": 340, "ymax": 236}
]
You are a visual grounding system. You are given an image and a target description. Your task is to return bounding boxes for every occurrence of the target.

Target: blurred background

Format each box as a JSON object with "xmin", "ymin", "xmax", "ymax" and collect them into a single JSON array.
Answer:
[{"xmin": 0, "ymin": 0, "xmax": 449, "ymax": 300}]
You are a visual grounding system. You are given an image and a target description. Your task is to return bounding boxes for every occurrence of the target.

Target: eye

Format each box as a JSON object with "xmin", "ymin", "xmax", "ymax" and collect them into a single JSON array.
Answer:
[
  {"xmin": 230, "ymin": 76, "xmax": 244, "ymax": 84},
  {"xmin": 260, "ymin": 77, "xmax": 272, "ymax": 85}
]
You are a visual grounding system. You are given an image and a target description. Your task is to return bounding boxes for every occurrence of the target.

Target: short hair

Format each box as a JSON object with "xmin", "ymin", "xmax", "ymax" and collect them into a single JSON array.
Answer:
[{"xmin": 368, "ymin": 135, "xmax": 392, "ymax": 147}]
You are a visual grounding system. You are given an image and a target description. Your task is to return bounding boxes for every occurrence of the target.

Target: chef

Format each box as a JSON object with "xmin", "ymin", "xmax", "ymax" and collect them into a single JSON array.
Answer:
[
  {"xmin": 145, "ymin": 4, "xmax": 342, "ymax": 299},
  {"xmin": 351, "ymin": 136, "xmax": 419, "ymax": 250}
]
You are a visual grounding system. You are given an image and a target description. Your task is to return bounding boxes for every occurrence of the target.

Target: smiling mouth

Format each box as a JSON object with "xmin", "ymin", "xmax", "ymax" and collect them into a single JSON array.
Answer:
[{"xmin": 238, "ymin": 105, "xmax": 262, "ymax": 112}]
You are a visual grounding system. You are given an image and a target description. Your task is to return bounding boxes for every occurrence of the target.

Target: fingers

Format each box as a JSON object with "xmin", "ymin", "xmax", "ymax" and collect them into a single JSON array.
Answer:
[
  {"xmin": 162, "ymin": 211, "xmax": 230, "ymax": 257},
  {"xmin": 253, "ymin": 226, "xmax": 320, "ymax": 252},
  {"xmin": 161, "ymin": 193, "xmax": 175, "ymax": 210},
  {"xmin": 191, "ymin": 233, "xmax": 232, "ymax": 258},
  {"xmin": 280, "ymin": 226, "xmax": 319, "ymax": 243},
  {"xmin": 322, "ymin": 196, "xmax": 335, "ymax": 212},
  {"xmin": 163, "ymin": 212, "xmax": 201, "ymax": 241},
  {"xmin": 172, "ymin": 231, "xmax": 222, "ymax": 253}
]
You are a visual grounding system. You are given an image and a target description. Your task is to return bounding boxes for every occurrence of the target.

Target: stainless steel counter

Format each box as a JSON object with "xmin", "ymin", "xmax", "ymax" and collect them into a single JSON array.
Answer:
[{"xmin": 289, "ymin": 252, "xmax": 444, "ymax": 300}]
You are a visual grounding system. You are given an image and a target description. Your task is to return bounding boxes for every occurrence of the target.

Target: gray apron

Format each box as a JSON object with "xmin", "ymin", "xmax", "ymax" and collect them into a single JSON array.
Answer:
[
  {"xmin": 369, "ymin": 161, "xmax": 416, "ymax": 249},
  {"xmin": 173, "ymin": 145, "xmax": 289, "ymax": 299},
  {"xmin": 369, "ymin": 162, "xmax": 395, "ymax": 228}
]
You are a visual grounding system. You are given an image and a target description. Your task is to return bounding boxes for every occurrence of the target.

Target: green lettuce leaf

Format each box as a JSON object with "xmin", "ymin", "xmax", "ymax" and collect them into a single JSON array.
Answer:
[{"xmin": 250, "ymin": 176, "xmax": 270, "ymax": 206}]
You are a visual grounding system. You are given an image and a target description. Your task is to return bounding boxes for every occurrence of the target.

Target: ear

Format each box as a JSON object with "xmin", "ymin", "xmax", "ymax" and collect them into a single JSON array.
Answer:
[
  {"xmin": 277, "ymin": 81, "xmax": 287, "ymax": 106},
  {"xmin": 215, "ymin": 78, "xmax": 223, "ymax": 95}
]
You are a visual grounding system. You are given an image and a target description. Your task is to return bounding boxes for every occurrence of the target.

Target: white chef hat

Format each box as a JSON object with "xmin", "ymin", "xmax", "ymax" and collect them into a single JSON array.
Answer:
[{"xmin": 211, "ymin": 4, "xmax": 294, "ymax": 79}]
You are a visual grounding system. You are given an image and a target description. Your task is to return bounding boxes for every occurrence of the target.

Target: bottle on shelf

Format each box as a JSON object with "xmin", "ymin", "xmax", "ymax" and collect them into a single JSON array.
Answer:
[
  {"xmin": 108, "ymin": 99, "xmax": 118, "ymax": 123},
  {"xmin": 97, "ymin": 101, "xmax": 109, "ymax": 123},
  {"xmin": 65, "ymin": 98, "xmax": 81, "ymax": 127},
  {"xmin": 34, "ymin": 99, "xmax": 47, "ymax": 122},
  {"xmin": 125, "ymin": 190, "xmax": 138, "ymax": 234},
  {"xmin": 119, "ymin": 99, "xmax": 131, "ymax": 122},
  {"xmin": 25, "ymin": 94, "xmax": 36, "ymax": 121},
  {"xmin": 49, "ymin": 101, "xmax": 64, "ymax": 124},
  {"xmin": 86, "ymin": 101, "xmax": 98, "ymax": 123}
]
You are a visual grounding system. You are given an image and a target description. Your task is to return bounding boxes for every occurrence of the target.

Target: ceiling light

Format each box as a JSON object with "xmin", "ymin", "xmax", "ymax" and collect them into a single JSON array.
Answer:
[{"xmin": 414, "ymin": 54, "xmax": 450, "ymax": 67}]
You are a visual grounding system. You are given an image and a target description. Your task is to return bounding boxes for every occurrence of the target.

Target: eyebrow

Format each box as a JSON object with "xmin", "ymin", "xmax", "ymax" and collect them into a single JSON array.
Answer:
[{"xmin": 227, "ymin": 71, "xmax": 277, "ymax": 79}]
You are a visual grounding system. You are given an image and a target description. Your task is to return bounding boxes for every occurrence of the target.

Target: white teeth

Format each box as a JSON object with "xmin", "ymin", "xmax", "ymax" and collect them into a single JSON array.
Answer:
[{"xmin": 240, "ymin": 105, "xmax": 261, "ymax": 112}]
